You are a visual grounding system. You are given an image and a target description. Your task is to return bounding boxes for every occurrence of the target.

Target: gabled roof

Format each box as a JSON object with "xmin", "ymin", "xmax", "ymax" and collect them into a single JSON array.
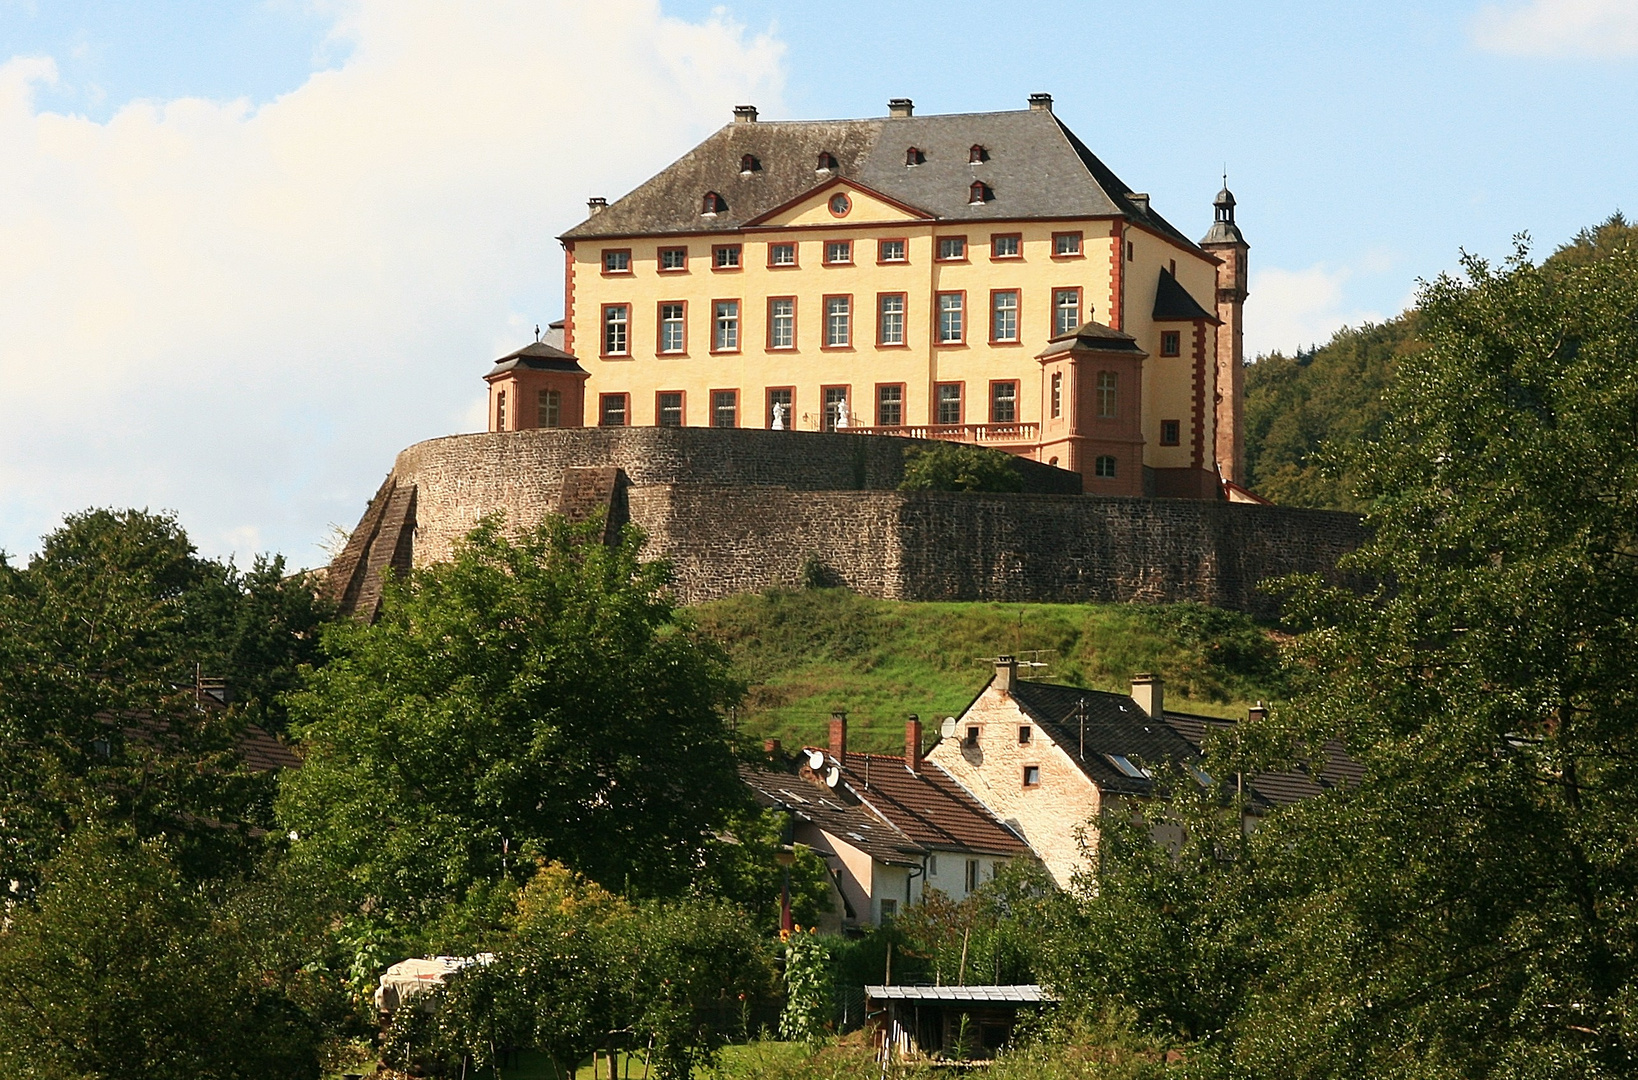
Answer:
[
  {"xmin": 1006, "ymin": 680, "xmax": 1200, "ymax": 795},
  {"xmin": 838, "ymin": 752, "xmax": 1030, "ymax": 857},
  {"xmin": 562, "ymin": 108, "xmax": 1200, "ymax": 251},
  {"xmin": 740, "ymin": 762, "xmax": 924, "ymax": 866},
  {"xmin": 1161, "ymin": 714, "xmax": 1364, "ymax": 808},
  {"xmin": 1152, "ymin": 268, "xmax": 1218, "ymax": 322},
  {"xmin": 485, "ymin": 341, "xmax": 588, "ymax": 377}
]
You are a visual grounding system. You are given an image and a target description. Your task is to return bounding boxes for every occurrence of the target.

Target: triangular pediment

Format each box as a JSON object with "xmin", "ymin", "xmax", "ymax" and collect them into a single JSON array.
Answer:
[{"xmin": 743, "ymin": 176, "xmax": 933, "ymax": 228}]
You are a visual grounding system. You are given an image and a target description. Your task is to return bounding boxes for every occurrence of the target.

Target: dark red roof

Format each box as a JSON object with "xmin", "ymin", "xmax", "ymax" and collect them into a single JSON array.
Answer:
[{"xmin": 839, "ymin": 752, "xmax": 1029, "ymax": 857}]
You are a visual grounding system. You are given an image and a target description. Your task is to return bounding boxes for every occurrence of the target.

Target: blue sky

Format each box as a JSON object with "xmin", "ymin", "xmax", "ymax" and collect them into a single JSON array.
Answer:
[{"xmin": 0, "ymin": 0, "xmax": 1633, "ymax": 563}]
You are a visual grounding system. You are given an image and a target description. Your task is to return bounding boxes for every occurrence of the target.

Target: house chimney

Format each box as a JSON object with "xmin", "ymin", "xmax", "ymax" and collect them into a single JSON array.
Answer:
[
  {"xmin": 1128, "ymin": 192, "xmax": 1150, "ymax": 213},
  {"xmin": 888, "ymin": 97, "xmax": 914, "ymax": 118},
  {"xmin": 905, "ymin": 715, "xmax": 923, "ymax": 772},
  {"xmin": 829, "ymin": 711, "xmax": 848, "ymax": 760},
  {"xmin": 1248, "ymin": 701, "xmax": 1267, "ymax": 724},
  {"xmin": 1028, "ymin": 92, "xmax": 1053, "ymax": 112},
  {"xmin": 994, "ymin": 655, "xmax": 1018, "ymax": 695},
  {"xmin": 733, "ymin": 104, "xmax": 758, "ymax": 123},
  {"xmin": 764, "ymin": 737, "xmax": 782, "ymax": 760},
  {"xmin": 1131, "ymin": 673, "xmax": 1163, "ymax": 718},
  {"xmin": 587, "ymin": 197, "xmax": 607, "ymax": 215}
]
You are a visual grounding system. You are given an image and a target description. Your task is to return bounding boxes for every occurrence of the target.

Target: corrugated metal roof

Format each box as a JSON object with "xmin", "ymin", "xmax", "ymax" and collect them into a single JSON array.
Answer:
[{"xmin": 866, "ymin": 984, "xmax": 1051, "ymax": 1003}]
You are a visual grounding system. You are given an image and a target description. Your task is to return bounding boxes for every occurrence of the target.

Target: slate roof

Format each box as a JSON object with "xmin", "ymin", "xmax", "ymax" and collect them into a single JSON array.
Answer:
[
  {"xmin": 740, "ymin": 762, "xmax": 924, "ymax": 866},
  {"xmin": 1036, "ymin": 319, "xmax": 1146, "ymax": 359},
  {"xmin": 1006, "ymin": 680, "xmax": 1201, "ymax": 795},
  {"xmin": 1161, "ymin": 714, "xmax": 1364, "ymax": 808},
  {"xmin": 1152, "ymin": 268, "xmax": 1218, "ymax": 322},
  {"xmin": 562, "ymin": 107, "xmax": 1200, "ymax": 251},
  {"xmin": 485, "ymin": 341, "xmax": 588, "ymax": 377},
  {"xmin": 839, "ymin": 752, "xmax": 1030, "ymax": 857}
]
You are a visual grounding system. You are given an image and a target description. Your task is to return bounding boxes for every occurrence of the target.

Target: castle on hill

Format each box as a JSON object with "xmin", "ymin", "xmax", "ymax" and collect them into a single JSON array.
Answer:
[{"xmin": 486, "ymin": 94, "xmax": 1252, "ymax": 501}]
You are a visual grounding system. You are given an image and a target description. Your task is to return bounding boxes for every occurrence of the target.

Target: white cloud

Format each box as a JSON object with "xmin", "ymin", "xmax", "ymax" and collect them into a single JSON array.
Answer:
[
  {"xmin": 1472, "ymin": 0, "xmax": 1638, "ymax": 58},
  {"xmin": 1246, "ymin": 263, "xmax": 1385, "ymax": 359},
  {"xmin": 0, "ymin": 0, "xmax": 784, "ymax": 565}
]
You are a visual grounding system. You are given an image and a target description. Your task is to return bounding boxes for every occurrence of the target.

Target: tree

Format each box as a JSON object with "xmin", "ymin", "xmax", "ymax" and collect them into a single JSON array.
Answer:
[
  {"xmin": 277, "ymin": 515, "xmax": 748, "ymax": 923},
  {"xmin": 900, "ymin": 443, "xmax": 1026, "ymax": 492},
  {"xmin": 0, "ymin": 829, "xmax": 341, "ymax": 1080}
]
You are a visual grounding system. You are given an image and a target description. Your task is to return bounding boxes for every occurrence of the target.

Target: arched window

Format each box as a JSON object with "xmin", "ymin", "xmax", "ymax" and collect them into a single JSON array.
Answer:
[
  {"xmin": 969, "ymin": 144, "xmax": 987, "ymax": 163},
  {"xmin": 968, "ymin": 181, "xmax": 991, "ymax": 204},
  {"xmin": 816, "ymin": 151, "xmax": 838, "ymax": 171},
  {"xmin": 1096, "ymin": 371, "xmax": 1118, "ymax": 418},
  {"xmin": 905, "ymin": 146, "xmax": 924, "ymax": 166},
  {"xmin": 701, "ymin": 191, "xmax": 726, "ymax": 214},
  {"xmin": 739, "ymin": 154, "xmax": 760, "ymax": 173}
]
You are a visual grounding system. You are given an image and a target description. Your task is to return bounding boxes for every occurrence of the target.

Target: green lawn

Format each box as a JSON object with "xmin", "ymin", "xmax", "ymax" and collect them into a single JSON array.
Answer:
[{"xmin": 692, "ymin": 589, "xmax": 1286, "ymax": 754}]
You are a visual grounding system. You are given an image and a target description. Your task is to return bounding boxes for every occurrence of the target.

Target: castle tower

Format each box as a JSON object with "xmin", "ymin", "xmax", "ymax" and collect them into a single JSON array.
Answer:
[
  {"xmin": 484, "ymin": 341, "xmax": 590, "ymax": 432},
  {"xmin": 1200, "ymin": 185, "xmax": 1248, "ymax": 486}
]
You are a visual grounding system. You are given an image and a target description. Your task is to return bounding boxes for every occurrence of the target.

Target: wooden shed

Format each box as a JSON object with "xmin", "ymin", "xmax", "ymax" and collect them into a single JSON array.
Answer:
[{"xmin": 866, "ymin": 984, "xmax": 1051, "ymax": 1064}]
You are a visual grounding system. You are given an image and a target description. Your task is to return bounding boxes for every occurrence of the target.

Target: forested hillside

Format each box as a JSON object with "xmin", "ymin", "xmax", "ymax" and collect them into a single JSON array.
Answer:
[{"xmin": 1243, "ymin": 213, "xmax": 1637, "ymax": 509}]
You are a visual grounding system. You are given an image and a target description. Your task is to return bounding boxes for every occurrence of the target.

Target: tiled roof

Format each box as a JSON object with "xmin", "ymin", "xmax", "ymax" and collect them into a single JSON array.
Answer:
[
  {"xmin": 839, "ymin": 752, "xmax": 1029, "ymax": 856},
  {"xmin": 486, "ymin": 341, "xmax": 589, "ymax": 378},
  {"xmin": 1162, "ymin": 713, "xmax": 1363, "ymax": 808},
  {"xmin": 109, "ymin": 710, "xmax": 301, "ymax": 773},
  {"xmin": 740, "ymin": 762, "xmax": 924, "ymax": 866},
  {"xmin": 562, "ymin": 107, "xmax": 1199, "ymax": 251}
]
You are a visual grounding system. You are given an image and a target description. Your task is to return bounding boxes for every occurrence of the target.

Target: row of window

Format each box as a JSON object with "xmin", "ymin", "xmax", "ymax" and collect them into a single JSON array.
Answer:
[
  {"xmin": 601, "ymin": 288, "xmax": 1088, "ymax": 356},
  {"xmin": 600, "ymin": 231, "xmax": 1084, "ymax": 275}
]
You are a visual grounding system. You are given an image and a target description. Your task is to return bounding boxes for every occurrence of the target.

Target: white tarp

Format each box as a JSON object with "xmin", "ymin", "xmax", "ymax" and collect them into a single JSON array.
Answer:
[{"xmin": 373, "ymin": 954, "xmax": 494, "ymax": 1012}]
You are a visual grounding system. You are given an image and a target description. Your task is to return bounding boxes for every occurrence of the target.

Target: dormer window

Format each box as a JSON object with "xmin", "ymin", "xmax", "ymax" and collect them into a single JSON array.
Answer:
[
  {"xmin": 816, "ymin": 151, "xmax": 837, "ymax": 172},
  {"xmin": 969, "ymin": 144, "xmax": 987, "ymax": 163},
  {"xmin": 905, "ymin": 146, "xmax": 924, "ymax": 166},
  {"xmin": 701, "ymin": 191, "xmax": 726, "ymax": 215},
  {"xmin": 969, "ymin": 181, "xmax": 992, "ymax": 204},
  {"xmin": 739, "ymin": 154, "xmax": 760, "ymax": 173}
]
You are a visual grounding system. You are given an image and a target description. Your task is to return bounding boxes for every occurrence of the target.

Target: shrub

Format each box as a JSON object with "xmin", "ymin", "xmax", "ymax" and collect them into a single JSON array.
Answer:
[{"xmin": 899, "ymin": 444, "xmax": 1025, "ymax": 493}]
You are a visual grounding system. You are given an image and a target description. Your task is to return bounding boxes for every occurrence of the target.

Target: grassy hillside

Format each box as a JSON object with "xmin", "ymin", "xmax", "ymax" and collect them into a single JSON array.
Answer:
[{"xmin": 692, "ymin": 589, "xmax": 1284, "ymax": 754}]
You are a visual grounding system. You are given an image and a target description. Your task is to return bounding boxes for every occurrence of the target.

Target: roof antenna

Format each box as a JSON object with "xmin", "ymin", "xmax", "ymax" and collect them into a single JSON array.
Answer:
[{"xmin": 535, "ymin": 324, "xmax": 541, "ymax": 342}]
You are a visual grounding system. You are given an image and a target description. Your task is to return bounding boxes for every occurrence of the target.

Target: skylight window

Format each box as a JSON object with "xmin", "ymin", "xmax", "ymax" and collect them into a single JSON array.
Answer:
[{"xmin": 1105, "ymin": 754, "xmax": 1153, "ymax": 779}]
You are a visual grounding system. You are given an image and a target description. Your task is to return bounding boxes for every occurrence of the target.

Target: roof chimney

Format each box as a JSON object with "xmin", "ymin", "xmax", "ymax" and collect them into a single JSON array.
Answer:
[
  {"xmin": 994, "ymin": 655, "xmax": 1018, "ymax": 695},
  {"xmin": 733, "ymin": 104, "xmax": 758, "ymax": 123},
  {"xmin": 905, "ymin": 715, "xmax": 923, "ymax": 772},
  {"xmin": 1248, "ymin": 701, "xmax": 1267, "ymax": 724},
  {"xmin": 764, "ymin": 737, "xmax": 782, "ymax": 761},
  {"xmin": 888, "ymin": 97, "xmax": 914, "ymax": 118},
  {"xmin": 1028, "ymin": 92, "xmax": 1053, "ymax": 112},
  {"xmin": 1131, "ymin": 674, "xmax": 1163, "ymax": 719},
  {"xmin": 829, "ymin": 711, "xmax": 848, "ymax": 761},
  {"xmin": 587, "ymin": 197, "xmax": 607, "ymax": 215}
]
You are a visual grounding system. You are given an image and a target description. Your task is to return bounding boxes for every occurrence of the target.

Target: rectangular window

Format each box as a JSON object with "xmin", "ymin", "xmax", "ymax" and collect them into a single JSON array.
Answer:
[
  {"xmin": 767, "ymin": 387, "xmax": 793, "ymax": 429},
  {"xmin": 1019, "ymin": 725, "xmax": 1032, "ymax": 745},
  {"xmin": 1097, "ymin": 371, "xmax": 1118, "ymax": 419},
  {"xmin": 768, "ymin": 242, "xmax": 797, "ymax": 267},
  {"xmin": 937, "ymin": 236, "xmax": 967, "ymax": 261},
  {"xmin": 602, "ymin": 304, "xmax": 629, "ymax": 356},
  {"xmin": 1050, "ymin": 372, "xmax": 1063, "ymax": 419},
  {"xmin": 602, "ymin": 249, "xmax": 630, "ymax": 274},
  {"xmin": 538, "ymin": 389, "xmax": 561, "ymax": 428},
  {"xmin": 877, "ymin": 238, "xmax": 906, "ymax": 263},
  {"xmin": 768, "ymin": 297, "xmax": 795, "ymax": 349},
  {"xmin": 599, "ymin": 393, "xmax": 628, "ymax": 427},
  {"xmin": 824, "ymin": 295, "xmax": 851, "ymax": 348},
  {"xmin": 713, "ymin": 300, "xmax": 740, "ymax": 351},
  {"xmin": 1096, "ymin": 454, "xmax": 1118, "ymax": 478},
  {"xmin": 877, "ymin": 293, "xmax": 906, "ymax": 346},
  {"xmin": 991, "ymin": 289, "xmax": 1019, "ymax": 343},
  {"xmin": 1127, "ymin": 240, "xmax": 1135, "ymax": 261},
  {"xmin": 712, "ymin": 390, "xmax": 738, "ymax": 428},
  {"xmin": 965, "ymin": 859, "xmax": 980, "ymax": 893},
  {"xmin": 713, "ymin": 244, "xmax": 741, "ymax": 269},
  {"xmin": 658, "ymin": 246, "xmax": 687, "ymax": 271},
  {"xmin": 991, "ymin": 233, "xmax": 1021, "ymax": 258},
  {"xmin": 876, "ymin": 384, "xmax": 903, "ymax": 427},
  {"xmin": 1160, "ymin": 419, "xmax": 1181, "ymax": 446},
  {"xmin": 990, "ymin": 381, "xmax": 1017, "ymax": 423},
  {"xmin": 658, "ymin": 302, "xmax": 685, "ymax": 354},
  {"xmin": 936, "ymin": 383, "xmax": 962, "ymax": 425},
  {"xmin": 824, "ymin": 240, "xmax": 852, "ymax": 265},
  {"xmin": 1052, "ymin": 231, "xmax": 1082, "ymax": 257},
  {"xmin": 937, "ymin": 292, "xmax": 964, "ymax": 344},
  {"xmin": 1023, "ymin": 764, "xmax": 1041, "ymax": 786},
  {"xmin": 823, "ymin": 386, "xmax": 850, "ymax": 431},
  {"xmin": 495, "ymin": 389, "xmax": 507, "ymax": 432},
  {"xmin": 657, "ymin": 392, "xmax": 683, "ymax": 427},
  {"xmin": 1054, "ymin": 288, "xmax": 1082, "ymax": 337},
  {"xmin": 1161, "ymin": 330, "xmax": 1181, "ymax": 357},
  {"xmin": 879, "ymin": 898, "xmax": 898, "ymax": 921}
]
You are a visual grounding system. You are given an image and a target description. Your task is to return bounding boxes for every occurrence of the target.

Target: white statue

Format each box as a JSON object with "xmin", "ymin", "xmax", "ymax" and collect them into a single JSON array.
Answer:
[
  {"xmin": 834, "ymin": 397, "xmax": 850, "ymax": 430},
  {"xmin": 772, "ymin": 400, "xmax": 788, "ymax": 430}
]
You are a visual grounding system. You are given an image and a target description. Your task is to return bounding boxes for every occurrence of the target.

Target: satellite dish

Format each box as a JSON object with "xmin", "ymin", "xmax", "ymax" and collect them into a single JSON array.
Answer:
[
  {"xmin": 940, "ymin": 717, "xmax": 958, "ymax": 739},
  {"xmin": 807, "ymin": 749, "xmax": 826, "ymax": 771},
  {"xmin": 824, "ymin": 766, "xmax": 841, "ymax": 788}
]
